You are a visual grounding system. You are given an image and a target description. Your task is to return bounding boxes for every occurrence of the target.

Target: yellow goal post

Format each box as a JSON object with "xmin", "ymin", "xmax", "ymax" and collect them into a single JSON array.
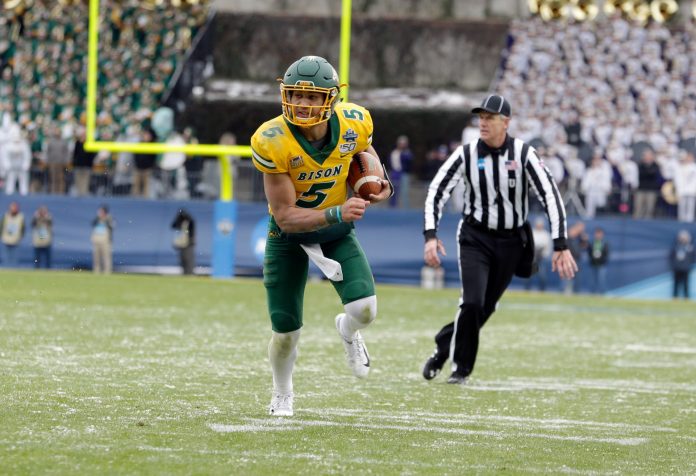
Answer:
[{"xmin": 84, "ymin": 0, "xmax": 354, "ymax": 200}]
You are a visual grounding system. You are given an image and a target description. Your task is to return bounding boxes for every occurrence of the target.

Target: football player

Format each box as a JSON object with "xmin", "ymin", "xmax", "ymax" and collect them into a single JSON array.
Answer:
[{"xmin": 251, "ymin": 56, "xmax": 392, "ymax": 416}]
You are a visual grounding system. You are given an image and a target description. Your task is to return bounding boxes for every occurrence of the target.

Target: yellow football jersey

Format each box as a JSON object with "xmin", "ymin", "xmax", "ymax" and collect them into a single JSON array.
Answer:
[{"xmin": 251, "ymin": 102, "xmax": 374, "ymax": 212}]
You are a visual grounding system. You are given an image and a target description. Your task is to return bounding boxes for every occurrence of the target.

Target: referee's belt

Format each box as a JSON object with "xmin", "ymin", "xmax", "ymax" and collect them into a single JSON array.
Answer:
[{"xmin": 464, "ymin": 216, "xmax": 521, "ymax": 238}]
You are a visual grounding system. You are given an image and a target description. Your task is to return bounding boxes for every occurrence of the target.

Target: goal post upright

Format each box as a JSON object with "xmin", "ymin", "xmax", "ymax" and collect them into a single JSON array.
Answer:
[
  {"xmin": 339, "ymin": 0, "xmax": 352, "ymax": 102},
  {"xmin": 84, "ymin": 0, "xmax": 353, "ymax": 278}
]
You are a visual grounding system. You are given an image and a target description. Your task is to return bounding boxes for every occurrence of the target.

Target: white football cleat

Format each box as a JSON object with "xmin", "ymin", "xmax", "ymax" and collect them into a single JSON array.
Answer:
[
  {"xmin": 269, "ymin": 392, "xmax": 293, "ymax": 417},
  {"xmin": 335, "ymin": 314, "xmax": 370, "ymax": 378}
]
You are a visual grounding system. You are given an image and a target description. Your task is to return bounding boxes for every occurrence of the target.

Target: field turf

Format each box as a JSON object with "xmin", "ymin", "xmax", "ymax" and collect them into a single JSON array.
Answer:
[{"xmin": 1, "ymin": 270, "xmax": 694, "ymax": 475}]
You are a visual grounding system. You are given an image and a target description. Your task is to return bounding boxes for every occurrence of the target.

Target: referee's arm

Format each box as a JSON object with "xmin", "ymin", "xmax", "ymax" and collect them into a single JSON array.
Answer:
[{"xmin": 423, "ymin": 146, "xmax": 464, "ymax": 267}]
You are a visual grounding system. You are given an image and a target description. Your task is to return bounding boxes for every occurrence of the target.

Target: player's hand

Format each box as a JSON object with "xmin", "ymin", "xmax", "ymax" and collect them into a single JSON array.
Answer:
[
  {"xmin": 367, "ymin": 179, "xmax": 392, "ymax": 203},
  {"xmin": 340, "ymin": 197, "xmax": 369, "ymax": 222},
  {"xmin": 424, "ymin": 238, "xmax": 446, "ymax": 267},
  {"xmin": 552, "ymin": 249, "xmax": 578, "ymax": 280}
]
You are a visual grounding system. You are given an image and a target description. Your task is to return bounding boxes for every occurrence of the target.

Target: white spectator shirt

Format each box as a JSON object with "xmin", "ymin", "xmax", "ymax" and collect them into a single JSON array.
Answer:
[
  {"xmin": 545, "ymin": 156, "xmax": 565, "ymax": 185},
  {"xmin": 674, "ymin": 162, "xmax": 696, "ymax": 197},
  {"xmin": 581, "ymin": 164, "xmax": 612, "ymax": 196},
  {"xmin": 0, "ymin": 139, "xmax": 32, "ymax": 172},
  {"xmin": 618, "ymin": 159, "xmax": 639, "ymax": 190}
]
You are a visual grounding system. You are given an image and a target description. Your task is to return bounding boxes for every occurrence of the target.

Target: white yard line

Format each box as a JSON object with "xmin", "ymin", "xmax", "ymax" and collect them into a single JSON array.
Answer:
[
  {"xmin": 503, "ymin": 302, "xmax": 695, "ymax": 319},
  {"xmin": 208, "ymin": 419, "xmax": 648, "ymax": 446},
  {"xmin": 624, "ymin": 344, "xmax": 696, "ymax": 354},
  {"xmin": 470, "ymin": 378, "xmax": 696, "ymax": 394},
  {"xmin": 301, "ymin": 408, "xmax": 676, "ymax": 433},
  {"xmin": 611, "ymin": 360, "xmax": 696, "ymax": 369}
]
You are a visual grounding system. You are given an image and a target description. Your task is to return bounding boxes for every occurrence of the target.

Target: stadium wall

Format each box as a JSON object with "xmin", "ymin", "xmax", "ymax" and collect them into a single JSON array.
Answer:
[
  {"xmin": 211, "ymin": 0, "xmax": 525, "ymax": 20},
  {"xmin": 1, "ymin": 195, "xmax": 693, "ymax": 299},
  {"xmin": 210, "ymin": 13, "xmax": 508, "ymax": 90}
]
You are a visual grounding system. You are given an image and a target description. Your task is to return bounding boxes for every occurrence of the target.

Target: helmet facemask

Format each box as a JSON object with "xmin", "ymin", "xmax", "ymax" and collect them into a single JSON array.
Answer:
[{"xmin": 280, "ymin": 82, "xmax": 340, "ymax": 126}]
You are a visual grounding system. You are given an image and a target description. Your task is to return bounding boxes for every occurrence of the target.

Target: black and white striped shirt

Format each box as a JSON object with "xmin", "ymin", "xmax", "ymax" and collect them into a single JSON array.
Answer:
[{"xmin": 424, "ymin": 135, "xmax": 568, "ymax": 249}]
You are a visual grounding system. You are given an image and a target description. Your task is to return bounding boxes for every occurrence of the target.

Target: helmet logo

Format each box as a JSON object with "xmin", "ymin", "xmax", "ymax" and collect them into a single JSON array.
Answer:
[{"xmin": 296, "ymin": 80, "xmax": 315, "ymax": 87}]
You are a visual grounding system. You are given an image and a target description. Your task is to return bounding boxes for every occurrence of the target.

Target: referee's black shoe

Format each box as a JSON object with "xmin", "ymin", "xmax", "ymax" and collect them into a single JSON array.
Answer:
[
  {"xmin": 446, "ymin": 371, "xmax": 469, "ymax": 385},
  {"xmin": 422, "ymin": 350, "xmax": 447, "ymax": 380}
]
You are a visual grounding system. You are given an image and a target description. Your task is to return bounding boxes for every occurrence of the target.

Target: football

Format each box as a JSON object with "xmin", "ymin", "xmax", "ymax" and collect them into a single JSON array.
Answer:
[{"xmin": 347, "ymin": 151, "xmax": 384, "ymax": 200}]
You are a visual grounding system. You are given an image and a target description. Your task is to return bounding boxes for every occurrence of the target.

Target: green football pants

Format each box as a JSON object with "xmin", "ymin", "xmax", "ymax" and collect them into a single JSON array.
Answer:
[{"xmin": 263, "ymin": 230, "xmax": 375, "ymax": 333}]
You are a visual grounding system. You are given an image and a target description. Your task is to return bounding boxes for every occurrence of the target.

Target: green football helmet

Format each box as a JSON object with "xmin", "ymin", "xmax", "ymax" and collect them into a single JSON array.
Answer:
[{"xmin": 280, "ymin": 56, "xmax": 342, "ymax": 126}]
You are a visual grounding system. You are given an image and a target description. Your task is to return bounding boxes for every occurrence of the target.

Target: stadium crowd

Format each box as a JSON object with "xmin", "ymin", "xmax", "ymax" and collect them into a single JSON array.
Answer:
[
  {"xmin": 496, "ymin": 14, "xmax": 696, "ymax": 221},
  {"xmin": 1, "ymin": 4, "xmax": 696, "ymax": 225},
  {"xmin": 0, "ymin": 0, "xmax": 209, "ymax": 198}
]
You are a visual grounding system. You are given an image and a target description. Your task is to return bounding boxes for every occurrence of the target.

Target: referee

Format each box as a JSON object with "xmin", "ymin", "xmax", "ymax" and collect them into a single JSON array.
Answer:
[{"xmin": 422, "ymin": 94, "xmax": 577, "ymax": 384}]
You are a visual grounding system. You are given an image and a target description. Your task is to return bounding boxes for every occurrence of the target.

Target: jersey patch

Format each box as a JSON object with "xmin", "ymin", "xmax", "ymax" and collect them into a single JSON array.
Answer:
[
  {"xmin": 342, "ymin": 128, "xmax": 358, "ymax": 142},
  {"xmin": 290, "ymin": 156, "xmax": 304, "ymax": 168},
  {"xmin": 339, "ymin": 143, "xmax": 357, "ymax": 155}
]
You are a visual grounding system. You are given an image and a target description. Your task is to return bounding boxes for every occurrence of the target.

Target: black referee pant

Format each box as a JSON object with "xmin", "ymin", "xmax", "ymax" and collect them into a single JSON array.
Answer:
[{"xmin": 434, "ymin": 219, "xmax": 524, "ymax": 377}]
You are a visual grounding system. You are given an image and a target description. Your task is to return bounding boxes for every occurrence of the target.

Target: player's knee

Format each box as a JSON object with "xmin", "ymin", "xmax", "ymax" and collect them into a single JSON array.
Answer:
[
  {"xmin": 344, "ymin": 295, "xmax": 377, "ymax": 326},
  {"xmin": 270, "ymin": 330, "xmax": 300, "ymax": 357}
]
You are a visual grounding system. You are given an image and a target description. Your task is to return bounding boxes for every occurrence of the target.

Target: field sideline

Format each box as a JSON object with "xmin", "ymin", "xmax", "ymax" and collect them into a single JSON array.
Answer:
[{"xmin": 1, "ymin": 270, "xmax": 694, "ymax": 475}]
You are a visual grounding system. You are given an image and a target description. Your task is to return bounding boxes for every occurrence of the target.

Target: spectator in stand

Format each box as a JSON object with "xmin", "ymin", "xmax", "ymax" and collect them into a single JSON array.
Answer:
[
  {"xmin": 182, "ymin": 126, "xmax": 201, "ymax": 199},
  {"xmin": 633, "ymin": 148, "xmax": 662, "ymax": 219},
  {"xmin": 112, "ymin": 123, "xmax": 139, "ymax": 195},
  {"xmin": 588, "ymin": 227, "xmax": 609, "ymax": 294},
  {"xmin": 388, "ymin": 135, "xmax": 414, "ymax": 208},
  {"xmin": 27, "ymin": 125, "xmax": 47, "ymax": 194},
  {"xmin": 0, "ymin": 201, "xmax": 25, "ymax": 266},
  {"xmin": 424, "ymin": 144, "xmax": 449, "ymax": 182},
  {"xmin": 655, "ymin": 145, "xmax": 678, "ymax": 197},
  {"xmin": 581, "ymin": 153, "xmax": 612, "ymax": 218},
  {"xmin": 608, "ymin": 143, "xmax": 638, "ymax": 215},
  {"xmin": 1, "ymin": 124, "xmax": 32, "ymax": 195},
  {"xmin": 31, "ymin": 205, "xmax": 52, "ymax": 268},
  {"xmin": 71, "ymin": 127, "xmax": 96, "ymax": 196},
  {"xmin": 563, "ymin": 109, "xmax": 582, "ymax": 147},
  {"xmin": 542, "ymin": 145, "xmax": 566, "ymax": 195},
  {"xmin": 525, "ymin": 217, "xmax": 552, "ymax": 292},
  {"xmin": 92, "ymin": 129, "xmax": 115, "ymax": 196},
  {"xmin": 171, "ymin": 207, "xmax": 195, "ymax": 275},
  {"xmin": 1, "ymin": 2, "xmax": 208, "ymax": 169},
  {"xmin": 564, "ymin": 221, "xmax": 588, "ymax": 295},
  {"xmin": 673, "ymin": 150, "xmax": 696, "ymax": 222},
  {"xmin": 90, "ymin": 204, "xmax": 114, "ymax": 274},
  {"xmin": 132, "ymin": 127, "xmax": 157, "ymax": 198},
  {"xmin": 43, "ymin": 123, "xmax": 71, "ymax": 195},
  {"xmin": 670, "ymin": 229, "xmax": 695, "ymax": 299}
]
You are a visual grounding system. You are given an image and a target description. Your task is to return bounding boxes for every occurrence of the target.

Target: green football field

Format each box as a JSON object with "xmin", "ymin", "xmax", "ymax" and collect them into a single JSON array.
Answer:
[{"xmin": 1, "ymin": 270, "xmax": 694, "ymax": 475}]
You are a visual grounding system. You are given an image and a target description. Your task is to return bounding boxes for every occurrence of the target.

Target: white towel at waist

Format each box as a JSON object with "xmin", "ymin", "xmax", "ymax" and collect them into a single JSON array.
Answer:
[{"xmin": 300, "ymin": 243, "xmax": 343, "ymax": 282}]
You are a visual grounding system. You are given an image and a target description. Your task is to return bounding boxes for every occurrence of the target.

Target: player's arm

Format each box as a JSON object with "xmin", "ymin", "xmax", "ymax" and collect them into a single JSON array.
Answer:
[
  {"xmin": 264, "ymin": 173, "xmax": 368, "ymax": 233},
  {"xmin": 361, "ymin": 144, "xmax": 393, "ymax": 203}
]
